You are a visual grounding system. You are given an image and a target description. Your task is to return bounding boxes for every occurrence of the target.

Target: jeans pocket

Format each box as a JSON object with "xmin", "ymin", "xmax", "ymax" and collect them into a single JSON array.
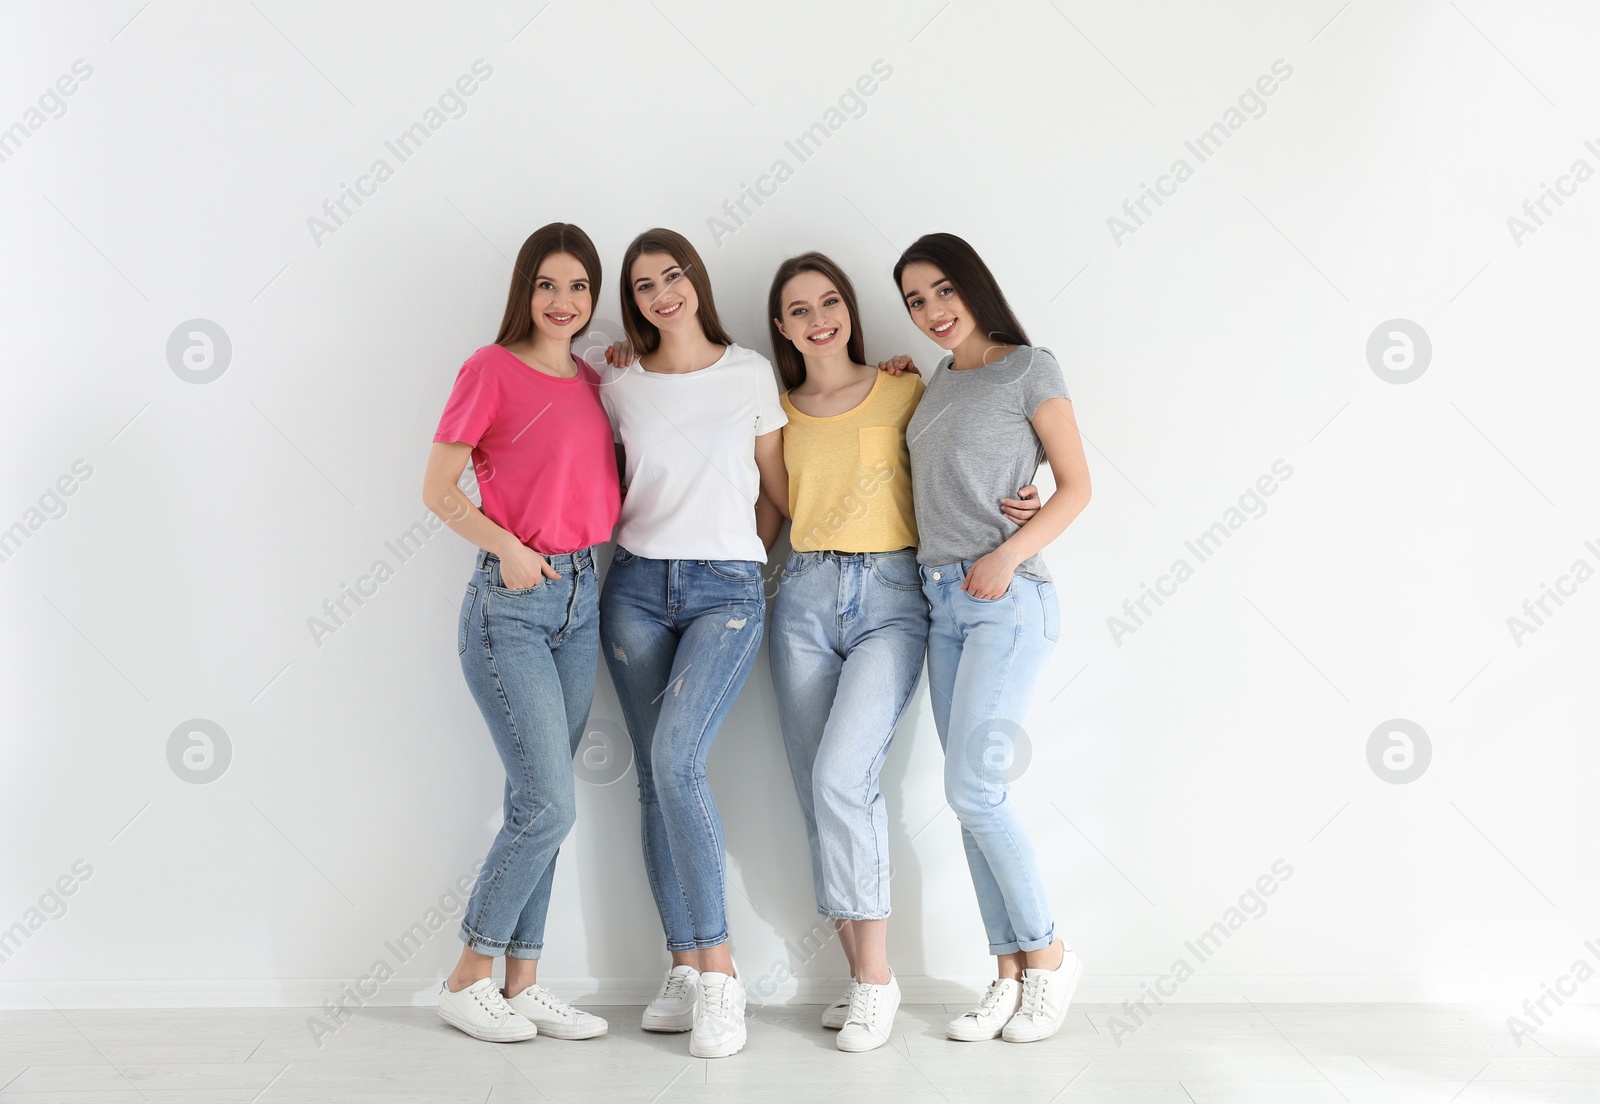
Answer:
[
  {"xmin": 458, "ymin": 583, "xmax": 477, "ymax": 654},
  {"xmin": 611, "ymin": 545, "xmax": 636, "ymax": 567},
  {"xmin": 706, "ymin": 559, "xmax": 759, "ymax": 581},
  {"xmin": 870, "ymin": 552, "xmax": 922, "ymax": 591},
  {"xmin": 1038, "ymin": 581, "xmax": 1060, "ymax": 641}
]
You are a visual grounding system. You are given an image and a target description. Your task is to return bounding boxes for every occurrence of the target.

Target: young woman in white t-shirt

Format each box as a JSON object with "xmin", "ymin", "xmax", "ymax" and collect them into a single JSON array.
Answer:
[{"xmin": 596, "ymin": 228, "xmax": 788, "ymax": 1059}]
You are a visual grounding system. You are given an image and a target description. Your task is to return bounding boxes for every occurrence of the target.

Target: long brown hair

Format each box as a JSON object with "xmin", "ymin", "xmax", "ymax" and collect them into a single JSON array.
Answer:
[
  {"xmin": 893, "ymin": 232, "xmax": 1029, "ymax": 347},
  {"xmin": 766, "ymin": 252, "xmax": 868, "ymax": 391},
  {"xmin": 619, "ymin": 228, "xmax": 733, "ymax": 355},
  {"xmin": 493, "ymin": 223, "xmax": 602, "ymax": 346}
]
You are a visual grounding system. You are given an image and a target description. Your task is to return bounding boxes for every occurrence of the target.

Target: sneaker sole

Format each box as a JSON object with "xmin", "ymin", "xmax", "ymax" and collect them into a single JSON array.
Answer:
[
  {"xmin": 535, "ymin": 1021, "xmax": 609, "ymax": 1040},
  {"xmin": 837, "ymin": 1031, "xmax": 892, "ymax": 1053},
  {"xmin": 689, "ymin": 1031, "xmax": 747, "ymax": 1058},
  {"xmin": 1002, "ymin": 955, "xmax": 1085, "ymax": 1044},
  {"xmin": 945, "ymin": 1024, "xmax": 1004, "ymax": 1041},
  {"xmin": 641, "ymin": 1014, "xmax": 695, "ymax": 1033},
  {"xmin": 437, "ymin": 1006, "xmax": 538, "ymax": 1043}
]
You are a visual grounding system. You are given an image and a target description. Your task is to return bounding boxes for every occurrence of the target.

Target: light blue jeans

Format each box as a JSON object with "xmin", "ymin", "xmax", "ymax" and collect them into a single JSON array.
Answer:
[
  {"xmin": 922, "ymin": 560, "xmax": 1060, "ymax": 955},
  {"xmin": 769, "ymin": 548, "xmax": 929, "ymax": 919},
  {"xmin": 599, "ymin": 549, "xmax": 766, "ymax": 952},
  {"xmin": 457, "ymin": 546, "xmax": 598, "ymax": 960}
]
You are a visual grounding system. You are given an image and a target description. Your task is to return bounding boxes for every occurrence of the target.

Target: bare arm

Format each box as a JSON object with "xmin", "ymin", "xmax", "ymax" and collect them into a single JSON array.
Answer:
[
  {"xmin": 755, "ymin": 427, "xmax": 789, "ymax": 520},
  {"xmin": 994, "ymin": 397, "xmax": 1090, "ymax": 567},
  {"xmin": 422, "ymin": 442, "xmax": 558, "ymax": 588},
  {"xmin": 963, "ymin": 398, "xmax": 1091, "ymax": 597}
]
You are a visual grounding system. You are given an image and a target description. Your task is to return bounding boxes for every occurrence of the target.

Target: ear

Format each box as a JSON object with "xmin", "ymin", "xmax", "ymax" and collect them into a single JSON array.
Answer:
[{"xmin": 773, "ymin": 318, "xmax": 788, "ymax": 340}]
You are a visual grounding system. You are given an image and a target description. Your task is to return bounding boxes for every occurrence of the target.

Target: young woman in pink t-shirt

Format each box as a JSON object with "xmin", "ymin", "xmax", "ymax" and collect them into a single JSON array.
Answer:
[{"xmin": 421, "ymin": 222, "xmax": 620, "ymax": 1044}]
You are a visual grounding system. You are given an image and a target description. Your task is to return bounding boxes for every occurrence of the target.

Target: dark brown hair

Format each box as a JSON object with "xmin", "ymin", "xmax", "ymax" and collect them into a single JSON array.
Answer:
[
  {"xmin": 619, "ymin": 228, "xmax": 733, "ymax": 354},
  {"xmin": 892, "ymin": 232, "xmax": 1029, "ymax": 348},
  {"xmin": 765, "ymin": 252, "xmax": 868, "ymax": 390},
  {"xmin": 493, "ymin": 223, "xmax": 602, "ymax": 346}
]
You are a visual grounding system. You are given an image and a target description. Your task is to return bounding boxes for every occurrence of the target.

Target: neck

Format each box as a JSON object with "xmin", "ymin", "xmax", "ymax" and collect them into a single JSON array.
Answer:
[
  {"xmin": 951, "ymin": 332, "xmax": 1014, "ymax": 371},
  {"xmin": 526, "ymin": 329, "xmax": 571, "ymax": 364},
  {"xmin": 650, "ymin": 325, "xmax": 721, "ymax": 372},
  {"xmin": 799, "ymin": 349, "xmax": 864, "ymax": 390}
]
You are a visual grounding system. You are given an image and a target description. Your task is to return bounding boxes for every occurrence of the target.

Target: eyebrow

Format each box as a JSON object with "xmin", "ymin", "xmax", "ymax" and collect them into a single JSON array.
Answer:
[
  {"xmin": 786, "ymin": 288, "xmax": 839, "ymax": 310},
  {"xmin": 634, "ymin": 264, "xmax": 680, "ymax": 287},
  {"xmin": 535, "ymin": 272, "xmax": 586, "ymax": 284}
]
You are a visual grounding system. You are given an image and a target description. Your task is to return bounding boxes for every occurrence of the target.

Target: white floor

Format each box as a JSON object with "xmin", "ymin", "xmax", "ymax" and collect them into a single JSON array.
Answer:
[{"xmin": 1, "ymin": 1002, "xmax": 1597, "ymax": 1103}]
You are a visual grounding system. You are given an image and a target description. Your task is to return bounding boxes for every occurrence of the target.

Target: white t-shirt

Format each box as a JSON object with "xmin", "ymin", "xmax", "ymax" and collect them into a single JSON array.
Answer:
[{"xmin": 599, "ymin": 343, "xmax": 788, "ymax": 561}]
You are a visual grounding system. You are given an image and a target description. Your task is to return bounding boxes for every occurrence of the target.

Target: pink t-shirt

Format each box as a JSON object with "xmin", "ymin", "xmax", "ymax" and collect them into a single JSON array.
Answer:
[{"xmin": 433, "ymin": 345, "xmax": 620, "ymax": 555}]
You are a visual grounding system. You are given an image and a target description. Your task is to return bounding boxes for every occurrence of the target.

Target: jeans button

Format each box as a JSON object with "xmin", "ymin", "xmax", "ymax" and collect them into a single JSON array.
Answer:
[{"xmin": 932, "ymin": 571, "xmax": 942, "ymax": 580}]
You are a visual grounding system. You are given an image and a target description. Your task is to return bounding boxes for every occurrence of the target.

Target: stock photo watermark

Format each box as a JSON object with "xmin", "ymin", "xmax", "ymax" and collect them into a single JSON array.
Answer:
[
  {"xmin": 0, "ymin": 59, "xmax": 93, "ymax": 167},
  {"xmin": 1505, "ymin": 938, "xmax": 1600, "ymax": 1045},
  {"xmin": 1505, "ymin": 140, "xmax": 1600, "ymax": 247},
  {"xmin": 307, "ymin": 60, "xmax": 495, "ymax": 247},
  {"xmin": 1106, "ymin": 459, "xmax": 1294, "ymax": 645},
  {"xmin": 167, "ymin": 719, "xmax": 233, "ymax": 784},
  {"xmin": 1366, "ymin": 318, "xmax": 1431, "ymax": 384},
  {"xmin": 166, "ymin": 319, "xmax": 232, "ymax": 384},
  {"xmin": 1104, "ymin": 858, "xmax": 1294, "ymax": 1044},
  {"xmin": 0, "ymin": 459, "xmax": 93, "ymax": 566},
  {"xmin": 574, "ymin": 717, "xmax": 632, "ymax": 786},
  {"xmin": 1505, "ymin": 537, "xmax": 1600, "ymax": 646},
  {"xmin": 1366, "ymin": 718, "xmax": 1430, "ymax": 784},
  {"xmin": 0, "ymin": 860, "xmax": 93, "ymax": 966},
  {"xmin": 1107, "ymin": 58, "xmax": 1294, "ymax": 245},
  {"xmin": 307, "ymin": 467, "xmax": 479, "ymax": 647},
  {"xmin": 305, "ymin": 861, "xmax": 485, "ymax": 1046},
  {"xmin": 706, "ymin": 59, "xmax": 894, "ymax": 247}
]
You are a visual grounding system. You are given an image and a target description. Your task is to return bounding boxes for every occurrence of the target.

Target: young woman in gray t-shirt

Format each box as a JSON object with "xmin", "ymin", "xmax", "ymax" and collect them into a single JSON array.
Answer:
[{"xmin": 894, "ymin": 232, "xmax": 1093, "ymax": 1044}]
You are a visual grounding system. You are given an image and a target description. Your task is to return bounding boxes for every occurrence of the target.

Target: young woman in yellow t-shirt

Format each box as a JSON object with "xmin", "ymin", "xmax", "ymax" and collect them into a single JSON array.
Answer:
[{"xmin": 762, "ymin": 252, "xmax": 1037, "ymax": 1052}]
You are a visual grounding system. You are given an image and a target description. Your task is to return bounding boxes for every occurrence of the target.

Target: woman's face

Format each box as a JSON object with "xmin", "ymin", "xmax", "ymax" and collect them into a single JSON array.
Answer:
[
  {"xmin": 528, "ymin": 251, "xmax": 593, "ymax": 343},
  {"xmin": 899, "ymin": 261, "xmax": 972, "ymax": 350},
  {"xmin": 630, "ymin": 251, "xmax": 699, "ymax": 336},
  {"xmin": 774, "ymin": 269, "xmax": 852, "ymax": 357}
]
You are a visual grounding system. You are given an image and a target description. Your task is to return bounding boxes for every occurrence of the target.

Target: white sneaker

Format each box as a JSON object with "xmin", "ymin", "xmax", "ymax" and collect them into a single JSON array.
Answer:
[
  {"xmin": 1003, "ymin": 949, "xmax": 1084, "ymax": 1043},
  {"xmin": 945, "ymin": 977, "xmax": 1022, "ymax": 1041},
  {"xmin": 641, "ymin": 964, "xmax": 699, "ymax": 1032},
  {"xmin": 506, "ymin": 983, "xmax": 608, "ymax": 1040},
  {"xmin": 436, "ymin": 978, "xmax": 538, "ymax": 1042},
  {"xmin": 689, "ymin": 967, "xmax": 747, "ymax": 1058},
  {"xmin": 836, "ymin": 974, "xmax": 900, "ymax": 1053},
  {"xmin": 821, "ymin": 982, "xmax": 856, "ymax": 1029}
]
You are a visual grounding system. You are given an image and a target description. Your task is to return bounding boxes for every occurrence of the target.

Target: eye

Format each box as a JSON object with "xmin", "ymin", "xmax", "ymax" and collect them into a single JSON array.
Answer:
[
  {"xmin": 824, "ymin": 296, "xmax": 840, "ymax": 307},
  {"xmin": 572, "ymin": 283, "xmax": 587, "ymax": 292},
  {"xmin": 789, "ymin": 307, "xmax": 806, "ymax": 317},
  {"xmin": 665, "ymin": 271, "xmax": 680, "ymax": 283},
  {"xmin": 537, "ymin": 280, "xmax": 555, "ymax": 291},
  {"xmin": 938, "ymin": 286, "xmax": 952, "ymax": 297}
]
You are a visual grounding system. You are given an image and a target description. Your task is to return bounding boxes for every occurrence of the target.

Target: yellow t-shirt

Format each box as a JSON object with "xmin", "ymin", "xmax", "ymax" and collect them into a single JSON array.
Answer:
[{"xmin": 780, "ymin": 370, "xmax": 923, "ymax": 553}]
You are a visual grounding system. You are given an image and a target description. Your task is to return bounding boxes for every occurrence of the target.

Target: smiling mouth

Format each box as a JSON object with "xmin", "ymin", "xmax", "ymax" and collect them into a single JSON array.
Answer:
[
  {"xmin": 931, "ymin": 318, "xmax": 957, "ymax": 337},
  {"xmin": 655, "ymin": 301, "xmax": 683, "ymax": 318},
  {"xmin": 546, "ymin": 312, "xmax": 576, "ymax": 326},
  {"xmin": 806, "ymin": 328, "xmax": 838, "ymax": 344}
]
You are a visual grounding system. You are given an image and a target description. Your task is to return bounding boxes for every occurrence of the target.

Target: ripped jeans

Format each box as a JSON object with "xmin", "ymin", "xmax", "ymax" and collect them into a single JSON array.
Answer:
[{"xmin": 599, "ymin": 548, "xmax": 766, "ymax": 951}]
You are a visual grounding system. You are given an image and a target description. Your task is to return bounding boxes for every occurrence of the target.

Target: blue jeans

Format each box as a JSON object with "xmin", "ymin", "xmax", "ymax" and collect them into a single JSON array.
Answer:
[
  {"xmin": 457, "ymin": 546, "xmax": 599, "ymax": 960},
  {"xmin": 922, "ymin": 560, "xmax": 1060, "ymax": 955},
  {"xmin": 769, "ymin": 549, "xmax": 929, "ymax": 919},
  {"xmin": 599, "ymin": 549, "xmax": 766, "ymax": 952}
]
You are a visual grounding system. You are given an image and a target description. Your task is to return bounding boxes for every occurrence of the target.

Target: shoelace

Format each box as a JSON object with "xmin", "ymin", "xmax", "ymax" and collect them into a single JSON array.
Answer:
[
  {"xmin": 700, "ymin": 977, "xmax": 729, "ymax": 1017},
  {"xmin": 525, "ymin": 985, "xmax": 576, "ymax": 1019},
  {"xmin": 471, "ymin": 984, "xmax": 515, "ymax": 1022},
  {"xmin": 962, "ymin": 980, "xmax": 1011, "ymax": 1020},
  {"xmin": 658, "ymin": 971, "xmax": 693, "ymax": 1003},
  {"xmin": 1016, "ymin": 974, "xmax": 1049, "ymax": 1019},
  {"xmin": 844, "ymin": 982, "xmax": 877, "ymax": 1027}
]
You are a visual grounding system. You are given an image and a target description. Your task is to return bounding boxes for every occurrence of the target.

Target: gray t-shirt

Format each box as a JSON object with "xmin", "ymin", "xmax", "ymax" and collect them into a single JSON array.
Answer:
[{"xmin": 906, "ymin": 344, "xmax": 1070, "ymax": 582}]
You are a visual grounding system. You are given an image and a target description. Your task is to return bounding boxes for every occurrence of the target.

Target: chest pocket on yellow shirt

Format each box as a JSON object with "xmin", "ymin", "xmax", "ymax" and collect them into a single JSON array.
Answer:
[{"xmin": 857, "ymin": 427, "xmax": 901, "ymax": 472}]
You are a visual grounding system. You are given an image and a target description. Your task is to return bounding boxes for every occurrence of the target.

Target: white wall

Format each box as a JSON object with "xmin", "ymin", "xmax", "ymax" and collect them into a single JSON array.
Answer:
[{"xmin": 3, "ymin": 0, "xmax": 1598, "ymax": 1019}]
